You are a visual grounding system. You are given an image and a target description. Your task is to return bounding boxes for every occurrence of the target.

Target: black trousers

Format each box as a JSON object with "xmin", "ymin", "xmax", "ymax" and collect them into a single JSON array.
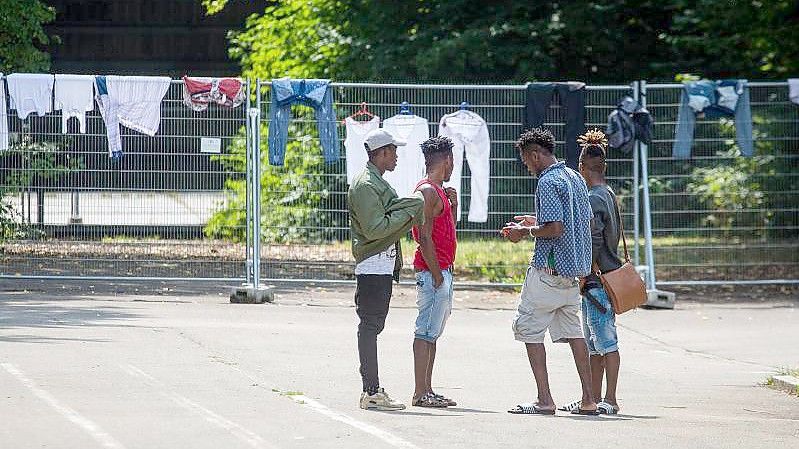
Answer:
[
  {"xmin": 524, "ymin": 82, "xmax": 586, "ymax": 170},
  {"xmin": 355, "ymin": 274, "xmax": 393, "ymax": 392}
]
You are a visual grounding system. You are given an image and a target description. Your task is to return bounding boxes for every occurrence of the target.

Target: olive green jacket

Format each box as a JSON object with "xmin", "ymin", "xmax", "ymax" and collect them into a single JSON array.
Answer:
[{"xmin": 348, "ymin": 162, "xmax": 425, "ymax": 280}]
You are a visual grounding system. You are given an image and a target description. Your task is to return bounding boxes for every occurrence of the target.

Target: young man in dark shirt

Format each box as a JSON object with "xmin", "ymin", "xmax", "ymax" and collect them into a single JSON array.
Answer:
[{"xmin": 575, "ymin": 129, "xmax": 624, "ymax": 415}]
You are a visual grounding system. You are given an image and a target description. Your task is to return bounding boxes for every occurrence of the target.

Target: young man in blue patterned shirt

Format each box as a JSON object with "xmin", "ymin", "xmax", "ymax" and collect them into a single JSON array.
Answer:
[{"xmin": 502, "ymin": 127, "xmax": 598, "ymax": 416}]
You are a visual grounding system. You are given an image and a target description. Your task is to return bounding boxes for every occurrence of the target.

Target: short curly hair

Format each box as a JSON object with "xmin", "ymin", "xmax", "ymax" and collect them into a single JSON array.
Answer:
[
  {"xmin": 516, "ymin": 127, "xmax": 555, "ymax": 154},
  {"xmin": 421, "ymin": 136, "xmax": 454, "ymax": 168}
]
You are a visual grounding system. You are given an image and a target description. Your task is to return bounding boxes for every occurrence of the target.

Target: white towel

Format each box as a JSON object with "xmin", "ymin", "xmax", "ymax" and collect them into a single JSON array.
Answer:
[
  {"xmin": 789, "ymin": 79, "xmax": 799, "ymax": 105},
  {"xmin": 0, "ymin": 74, "xmax": 8, "ymax": 151},
  {"xmin": 95, "ymin": 75, "xmax": 171, "ymax": 157},
  {"xmin": 54, "ymin": 74, "xmax": 95, "ymax": 134},
  {"xmin": 6, "ymin": 73, "xmax": 54, "ymax": 120}
]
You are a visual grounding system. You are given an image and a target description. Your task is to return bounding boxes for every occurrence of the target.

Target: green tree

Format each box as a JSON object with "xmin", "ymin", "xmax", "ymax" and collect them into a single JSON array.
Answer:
[
  {"xmin": 0, "ymin": 0, "xmax": 56, "ymax": 73},
  {"xmin": 208, "ymin": 0, "xmax": 799, "ymax": 83}
]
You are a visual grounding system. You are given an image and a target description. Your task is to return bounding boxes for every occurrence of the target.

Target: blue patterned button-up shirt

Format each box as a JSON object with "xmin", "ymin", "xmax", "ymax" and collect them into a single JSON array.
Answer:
[{"xmin": 532, "ymin": 162, "xmax": 593, "ymax": 278}]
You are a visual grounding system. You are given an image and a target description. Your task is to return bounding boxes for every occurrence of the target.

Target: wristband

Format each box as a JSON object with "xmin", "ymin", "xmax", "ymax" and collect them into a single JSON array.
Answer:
[{"xmin": 528, "ymin": 226, "xmax": 535, "ymax": 238}]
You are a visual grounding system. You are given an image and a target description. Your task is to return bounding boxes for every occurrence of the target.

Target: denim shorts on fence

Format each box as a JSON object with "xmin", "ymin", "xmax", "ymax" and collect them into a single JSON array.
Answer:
[
  {"xmin": 414, "ymin": 270, "xmax": 453, "ymax": 342},
  {"xmin": 581, "ymin": 287, "xmax": 619, "ymax": 356}
]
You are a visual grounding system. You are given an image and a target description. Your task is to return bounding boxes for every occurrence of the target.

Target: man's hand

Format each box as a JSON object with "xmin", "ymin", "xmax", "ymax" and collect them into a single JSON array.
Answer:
[
  {"xmin": 432, "ymin": 270, "xmax": 444, "ymax": 289},
  {"xmin": 501, "ymin": 222, "xmax": 528, "ymax": 243},
  {"xmin": 513, "ymin": 215, "xmax": 537, "ymax": 226},
  {"xmin": 444, "ymin": 187, "xmax": 458, "ymax": 209}
]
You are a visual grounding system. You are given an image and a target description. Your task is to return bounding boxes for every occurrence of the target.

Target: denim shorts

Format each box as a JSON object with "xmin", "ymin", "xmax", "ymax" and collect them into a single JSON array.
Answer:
[
  {"xmin": 414, "ymin": 270, "xmax": 453, "ymax": 342},
  {"xmin": 581, "ymin": 287, "xmax": 619, "ymax": 356}
]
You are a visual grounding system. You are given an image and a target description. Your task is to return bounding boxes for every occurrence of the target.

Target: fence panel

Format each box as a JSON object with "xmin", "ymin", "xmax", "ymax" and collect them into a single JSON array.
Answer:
[
  {"xmin": 0, "ymin": 79, "xmax": 248, "ymax": 279},
  {"xmin": 255, "ymin": 82, "xmax": 638, "ymax": 284},
  {"xmin": 644, "ymin": 82, "xmax": 798, "ymax": 283}
]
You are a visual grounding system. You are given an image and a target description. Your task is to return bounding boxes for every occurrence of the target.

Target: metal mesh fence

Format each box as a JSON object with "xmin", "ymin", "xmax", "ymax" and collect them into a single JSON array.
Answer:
[
  {"xmin": 255, "ymin": 82, "xmax": 638, "ymax": 284},
  {"xmin": 1, "ymin": 78, "xmax": 796, "ymax": 285},
  {"xmin": 0, "ymin": 79, "xmax": 248, "ymax": 279},
  {"xmin": 644, "ymin": 82, "xmax": 798, "ymax": 283}
]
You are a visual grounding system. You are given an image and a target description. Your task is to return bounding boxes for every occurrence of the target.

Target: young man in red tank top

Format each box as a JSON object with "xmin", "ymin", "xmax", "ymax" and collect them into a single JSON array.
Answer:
[{"xmin": 410, "ymin": 136, "xmax": 459, "ymax": 408}]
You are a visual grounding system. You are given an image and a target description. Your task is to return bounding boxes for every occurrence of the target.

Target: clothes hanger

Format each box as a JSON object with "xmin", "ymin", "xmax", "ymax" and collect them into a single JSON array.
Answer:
[
  {"xmin": 399, "ymin": 101, "xmax": 412, "ymax": 115},
  {"xmin": 343, "ymin": 102, "xmax": 375, "ymax": 124}
]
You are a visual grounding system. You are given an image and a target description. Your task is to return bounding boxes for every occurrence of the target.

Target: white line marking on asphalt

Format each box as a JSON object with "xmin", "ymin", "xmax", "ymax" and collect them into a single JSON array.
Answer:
[
  {"xmin": 287, "ymin": 394, "xmax": 422, "ymax": 449},
  {"xmin": 119, "ymin": 364, "xmax": 275, "ymax": 449},
  {"xmin": 1, "ymin": 363, "xmax": 126, "ymax": 449},
  {"xmin": 220, "ymin": 363, "xmax": 421, "ymax": 449}
]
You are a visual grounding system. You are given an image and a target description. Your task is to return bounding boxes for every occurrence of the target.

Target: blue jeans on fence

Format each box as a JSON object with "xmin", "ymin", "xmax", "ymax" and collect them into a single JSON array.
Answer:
[
  {"xmin": 268, "ymin": 78, "xmax": 339, "ymax": 166},
  {"xmin": 673, "ymin": 80, "xmax": 753, "ymax": 159}
]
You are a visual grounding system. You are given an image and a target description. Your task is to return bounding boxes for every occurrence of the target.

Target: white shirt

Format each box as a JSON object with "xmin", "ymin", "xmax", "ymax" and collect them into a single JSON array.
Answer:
[
  {"xmin": 0, "ymin": 73, "xmax": 8, "ymax": 151},
  {"xmin": 6, "ymin": 73, "xmax": 54, "ymax": 120},
  {"xmin": 354, "ymin": 244, "xmax": 396, "ymax": 275},
  {"xmin": 438, "ymin": 110, "xmax": 491, "ymax": 222},
  {"xmin": 55, "ymin": 74, "xmax": 95, "ymax": 134},
  {"xmin": 382, "ymin": 114, "xmax": 429, "ymax": 196},
  {"xmin": 344, "ymin": 116, "xmax": 380, "ymax": 185}
]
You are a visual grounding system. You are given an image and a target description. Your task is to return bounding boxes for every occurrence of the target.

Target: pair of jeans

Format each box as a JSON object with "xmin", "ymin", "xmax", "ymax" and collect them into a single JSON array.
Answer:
[
  {"xmin": 268, "ymin": 78, "xmax": 339, "ymax": 166},
  {"xmin": 524, "ymin": 82, "xmax": 586, "ymax": 170},
  {"xmin": 355, "ymin": 274, "xmax": 393, "ymax": 392},
  {"xmin": 673, "ymin": 80, "xmax": 753, "ymax": 158}
]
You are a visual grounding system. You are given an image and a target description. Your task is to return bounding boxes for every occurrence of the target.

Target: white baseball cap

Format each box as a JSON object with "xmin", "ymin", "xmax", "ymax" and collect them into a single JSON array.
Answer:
[{"xmin": 364, "ymin": 128, "xmax": 406, "ymax": 152}]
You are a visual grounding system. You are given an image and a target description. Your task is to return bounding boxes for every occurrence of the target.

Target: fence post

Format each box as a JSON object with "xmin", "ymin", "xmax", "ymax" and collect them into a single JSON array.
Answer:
[
  {"xmin": 230, "ymin": 79, "xmax": 273, "ymax": 303},
  {"xmin": 252, "ymin": 79, "xmax": 262, "ymax": 290},
  {"xmin": 244, "ymin": 78, "xmax": 253, "ymax": 286},
  {"xmin": 638, "ymin": 80, "xmax": 657, "ymax": 289},
  {"xmin": 632, "ymin": 81, "xmax": 640, "ymax": 266}
]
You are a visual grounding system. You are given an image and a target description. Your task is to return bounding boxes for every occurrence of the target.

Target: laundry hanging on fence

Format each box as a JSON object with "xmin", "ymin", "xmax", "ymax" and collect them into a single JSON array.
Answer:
[
  {"xmin": 382, "ymin": 113, "xmax": 429, "ymax": 196},
  {"xmin": 438, "ymin": 109, "xmax": 491, "ymax": 222},
  {"xmin": 606, "ymin": 96, "xmax": 653, "ymax": 154},
  {"xmin": 673, "ymin": 79, "xmax": 753, "ymax": 158},
  {"xmin": 524, "ymin": 82, "xmax": 586, "ymax": 169},
  {"xmin": 789, "ymin": 79, "xmax": 799, "ymax": 105},
  {"xmin": 0, "ymin": 74, "xmax": 7, "ymax": 151},
  {"xmin": 182, "ymin": 76, "xmax": 245, "ymax": 111},
  {"xmin": 95, "ymin": 75, "xmax": 171, "ymax": 158},
  {"xmin": 268, "ymin": 77, "xmax": 339, "ymax": 166},
  {"xmin": 54, "ymin": 74, "xmax": 95, "ymax": 134},
  {"xmin": 6, "ymin": 73, "xmax": 54, "ymax": 120},
  {"xmin": 344, "ymin": 116, "xmax": 381, "ymax": 185}
]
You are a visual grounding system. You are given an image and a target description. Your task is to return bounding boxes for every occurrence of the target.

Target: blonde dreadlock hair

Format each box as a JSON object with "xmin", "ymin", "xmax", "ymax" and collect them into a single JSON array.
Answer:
[
  {"xmin": 577, "ymin": 129, "xmax": 608, "ymax": 151},
  {"xmin": 577, "ymin": 129, "xmax": 608, "ymax": 173}
]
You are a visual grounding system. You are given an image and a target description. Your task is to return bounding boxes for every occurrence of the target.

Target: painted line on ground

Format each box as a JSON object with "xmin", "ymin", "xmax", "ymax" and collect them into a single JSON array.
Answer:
[
  {"xmin": 120, "ymin": 364, "xmax": 276, "ymax": 449},
  {"xmin": 288, "ymin": 394, "xmax": 422, "ymax": 449},
  {"xmin": 224, "ymin": 364, "xmax": 422, "ymax": 449},
  {"xmin": 1, "ymin": 362, "xmax": 126, "ymax": 449}
]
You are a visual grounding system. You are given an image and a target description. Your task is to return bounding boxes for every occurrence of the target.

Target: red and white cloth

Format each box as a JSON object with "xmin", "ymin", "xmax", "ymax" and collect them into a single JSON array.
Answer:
[{"xmin": 182, "ymin": 76, "xmax": 245, "ymax": 111}]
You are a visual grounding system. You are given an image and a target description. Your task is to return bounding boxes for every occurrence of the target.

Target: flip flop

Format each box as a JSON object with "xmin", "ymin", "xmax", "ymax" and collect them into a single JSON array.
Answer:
[
  {"xmin": 597, "ymin": 401, "xmax": 620, "ymax": 415},
  {"xmin": 508, "ymin": 403, "xmax": 556, "ymax": 415},
  {"xmin": 571, "ymin": 407, "xmax": 600, "ymax": 416},
  {"xmin": 558, "ymin": 399, "xmax": 581, "ymax": 412}
]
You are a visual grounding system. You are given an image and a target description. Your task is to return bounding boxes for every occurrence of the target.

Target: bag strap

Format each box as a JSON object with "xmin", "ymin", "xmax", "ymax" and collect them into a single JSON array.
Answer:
[{"xmin": 607, "ymin": 186, "xmax": 631, "ymax": 264}]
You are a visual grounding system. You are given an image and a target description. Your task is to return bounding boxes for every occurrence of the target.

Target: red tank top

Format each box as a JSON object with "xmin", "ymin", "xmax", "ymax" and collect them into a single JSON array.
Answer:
[{"xmin": 412, "ymin": 179, "xmax": 457, "ymax": 271}]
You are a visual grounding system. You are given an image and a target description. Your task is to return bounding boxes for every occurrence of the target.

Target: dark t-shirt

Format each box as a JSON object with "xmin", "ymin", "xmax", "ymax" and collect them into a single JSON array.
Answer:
[{"xmin": 585, "ymin": 184, "xmax": 624, "ymax": 287}]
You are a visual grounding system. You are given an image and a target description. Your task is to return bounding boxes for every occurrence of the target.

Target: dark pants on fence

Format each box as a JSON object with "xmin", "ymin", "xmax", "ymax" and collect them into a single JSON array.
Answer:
[
  {"xmin": 355, "ymin": 274, "xmax": 393, "ymax": 393},
  {"xmin": 524, "ymin": 82, "xmax": 586, "ymax": 170}
]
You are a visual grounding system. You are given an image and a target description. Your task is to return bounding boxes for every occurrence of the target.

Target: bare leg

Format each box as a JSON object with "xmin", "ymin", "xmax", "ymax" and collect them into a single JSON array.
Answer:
[
  {"xmin": 590, "ymin": 354, "xmax": 605, "ymax": 403},
  {"xmin": 524, "ymin": 343, "xmax": 555, "ymax": 409},
  {"xmin": 568, "ymin": 338, "xmax": 597, "ymax": 410},
  {"xmin": 426, "ymin": 341, "xmax": 437, "ymax": 393},
  {"xmin": 603, "ymin": 351, "xmax": 620, "ymax": 406},
  {"xmin": 413, "ymin": 338, "xmax": 433, "ymax": 400}
]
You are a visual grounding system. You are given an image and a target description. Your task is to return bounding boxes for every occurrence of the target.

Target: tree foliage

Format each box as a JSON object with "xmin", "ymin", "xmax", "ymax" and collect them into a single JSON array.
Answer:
[
  {"xmin": 208, "ymin": 0, "xmax": 799, "ymax": 83},
  {"xmin": 0, "ymin": 0, "xmax": 56, "ymax": 73}
]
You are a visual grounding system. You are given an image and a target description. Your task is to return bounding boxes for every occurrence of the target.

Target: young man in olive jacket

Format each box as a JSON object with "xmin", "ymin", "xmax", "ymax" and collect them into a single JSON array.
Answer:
[{"xmin": 348, "ymin": 128, "xmax": 425, "ymax": 411}]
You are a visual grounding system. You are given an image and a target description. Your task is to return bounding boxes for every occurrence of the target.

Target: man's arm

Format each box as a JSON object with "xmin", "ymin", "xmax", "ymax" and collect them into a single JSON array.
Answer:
[
  {"xmin": 589, "ymin": 196, "xmax": 607, "ymax": 269},
  {"xmin": 417, "ymin": 186, "xmax": 445, "ymax": 287},
  {"xmin": 350, "ymin": 186, "xmax": 423, "ymax": 240},
  {"xmin": 502, "ymin": 221, "xmax": 563, "ymax": 243}
]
